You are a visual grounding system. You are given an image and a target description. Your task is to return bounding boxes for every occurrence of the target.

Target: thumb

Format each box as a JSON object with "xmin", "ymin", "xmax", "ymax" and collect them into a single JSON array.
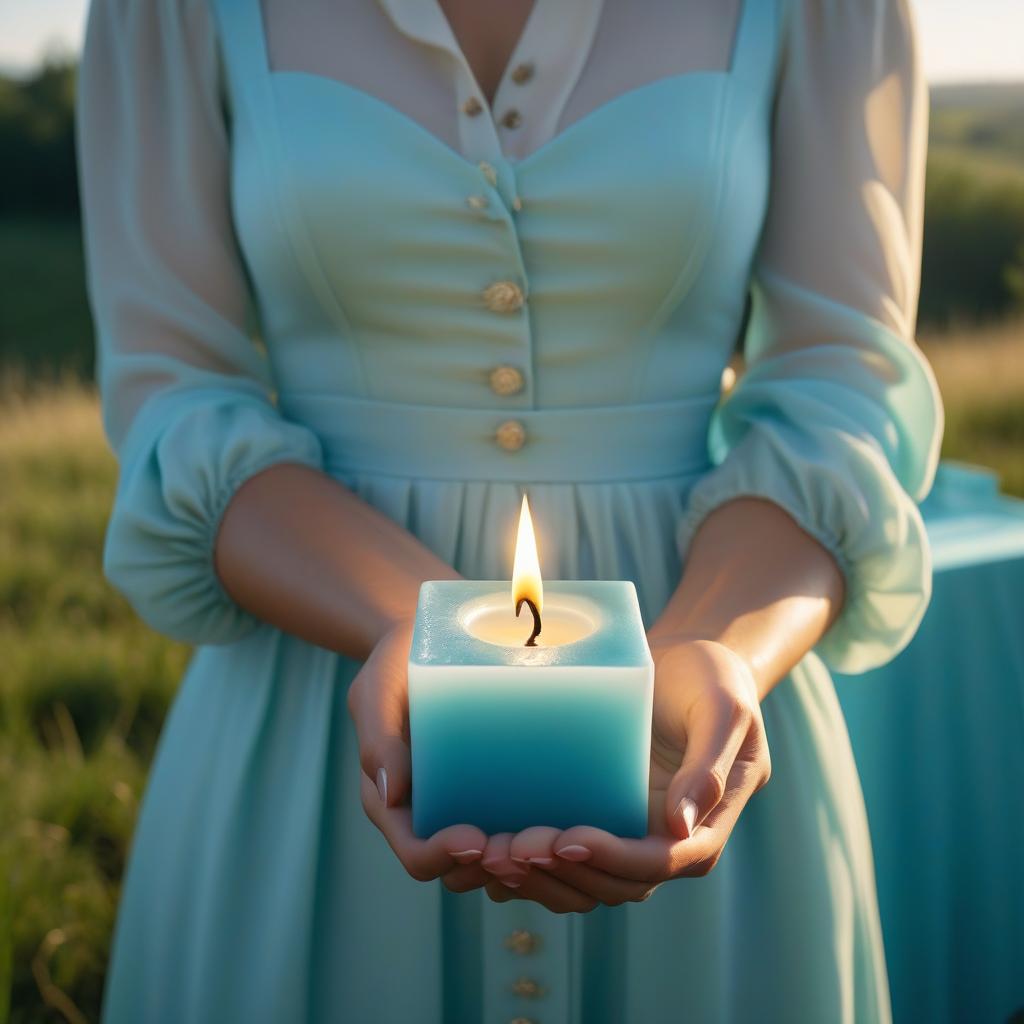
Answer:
[{"xmin": 348, "ymin": 623, "xmax": 414, "ymax": 809}]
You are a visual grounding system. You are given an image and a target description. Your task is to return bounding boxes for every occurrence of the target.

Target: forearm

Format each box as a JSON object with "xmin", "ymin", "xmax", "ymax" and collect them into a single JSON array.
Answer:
[
  {"xmin": 648, "ymin": 497, "xmax": 846, "ymax": 699},
  {"xmin": 213, "ymin": 462, "xmax": 460, "ymax": 661}
]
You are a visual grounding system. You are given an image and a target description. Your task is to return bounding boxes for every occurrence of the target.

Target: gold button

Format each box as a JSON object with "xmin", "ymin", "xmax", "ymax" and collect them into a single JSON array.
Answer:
[
  {"xmin": 512, "ymin": 196, "xmax": 523, "ymax": 211},
  {"xmin": 495, "ymin": 420, "xmax": 527, "ymax": 452},
  {"xmin": 510, "ymin": 61, "xmax": 535, "ymax": 84},
  {"xmin": 504, "ymin": 928, "xmax": 539, "ymax": 954},
  {"xmin": 466, "ymin": 194, "xmax": 489, "ymax": 210},
  {"xmin": 500, "ymin": 108, "xmax": 522, "ymax": 129},
  {"xmin": 462, "ymin": 96, "xmax": 484, "ymax": 116},
  {"xmin": 489, "ymin": 365, "xmax": 525, "ymax": 396},
  {"xmin": 478, "ymin": 160, "xmax": 498, "ymax": 186},
  {"xmin": 482, "ymin": 280, "xmax": 525, "ymax": 313},
  {"xmin": 510, "ymin": 976, "xmax": 545, "ymax": 998}
]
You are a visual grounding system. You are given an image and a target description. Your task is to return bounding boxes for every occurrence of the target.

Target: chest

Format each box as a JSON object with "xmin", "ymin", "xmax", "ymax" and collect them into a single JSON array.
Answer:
[{"xmin": 437, "ymin": 0, "xmax": 537, "ymax": 108}]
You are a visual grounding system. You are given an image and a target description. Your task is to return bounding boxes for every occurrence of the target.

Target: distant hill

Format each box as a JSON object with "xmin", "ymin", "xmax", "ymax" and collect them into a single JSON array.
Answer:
[
  {"xmin": 929, "ymin": 81, "xmax": 1024, "ymax": 179},
  {"xmin": 931, "ymin": 82, "xmax": 1024, "ymax": 110},
  {"xmin": 921, "ymin": 83, "xmax": 1024, "ymax": 325}
]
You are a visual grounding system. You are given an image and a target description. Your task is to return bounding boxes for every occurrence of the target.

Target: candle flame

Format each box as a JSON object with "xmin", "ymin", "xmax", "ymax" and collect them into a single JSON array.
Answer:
[{"xmin": 512, "ymin": 493, "xmax": 543, "ymax": 616}]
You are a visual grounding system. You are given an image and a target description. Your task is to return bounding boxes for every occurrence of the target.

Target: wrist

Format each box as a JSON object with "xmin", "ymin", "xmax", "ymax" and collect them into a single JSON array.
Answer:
[
  {"xmin": 647, "ymin": 633, "xmax": 761, "ymax": 705},
  {"xmin": 379, "ymin": 608, "xmax": 417, "ymax": 643},
  {"xmin": 369, "ymin": 568, "xmax": 462, "ymax": 653}
]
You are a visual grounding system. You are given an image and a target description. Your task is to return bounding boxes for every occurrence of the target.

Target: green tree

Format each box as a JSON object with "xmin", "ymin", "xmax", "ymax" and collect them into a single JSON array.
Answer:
[{"xmin": 0, "ymin": 59, "xmax": 79, "ymax": 219}]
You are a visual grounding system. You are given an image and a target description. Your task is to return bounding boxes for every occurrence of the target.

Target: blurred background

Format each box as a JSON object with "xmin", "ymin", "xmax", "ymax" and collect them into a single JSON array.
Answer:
[{"xmin": 0, "ymin": 1, "xmax": 1022, "ymax": 1022}]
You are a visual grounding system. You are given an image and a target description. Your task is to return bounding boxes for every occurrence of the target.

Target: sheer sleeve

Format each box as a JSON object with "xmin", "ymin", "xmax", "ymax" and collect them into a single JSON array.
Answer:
[
  {"xmin": 676, "ymin": 0, "xmax": 944, "ymax": 674},
  {"xmin": 76, "ymin": 0, "xmax": 324, "ymax": 645}
]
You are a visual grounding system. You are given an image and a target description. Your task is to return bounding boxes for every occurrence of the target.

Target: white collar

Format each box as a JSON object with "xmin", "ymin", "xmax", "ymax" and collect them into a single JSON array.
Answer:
[{"xmin": 376, "ymin": 0, "xmax": 606, "ymax": 162}]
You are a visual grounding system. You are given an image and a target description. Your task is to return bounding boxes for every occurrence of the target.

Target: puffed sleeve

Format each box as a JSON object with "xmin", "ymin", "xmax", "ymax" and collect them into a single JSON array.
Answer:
[
  {"xmin": 676, "ymin": 0, "xmax": 944, "ymax": 674},
  {"xmin": 76, "ymin": 0, "xmax": 325, "ymax": 645}
]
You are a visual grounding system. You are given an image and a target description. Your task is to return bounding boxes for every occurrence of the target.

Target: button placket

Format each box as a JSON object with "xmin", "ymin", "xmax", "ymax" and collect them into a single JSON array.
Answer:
[
  {"xmin": 478, "ymin": 160, "xmax": 498, "ymax": 187},
  {"xmin": 472, "ymin": 158, "xmax": 522, "ymax": 219},
  {"xmin": 466, "ymin": 167, "xmax": 509, "ymax": 226},
  {"xmin": 510, "ymin": 976, "xmax": 546, "ymax": 999},
  {"xmin": 510, "ymin": 60, "xmax": 535, "ymax": 85},
  {"xmin": 482, "ymin": 159, "xmax": 532, "ymax": 411},
  {"xmin": 495, "ymin": 419, "xmax": 527, "ymax": 452},
  {"xmin": 464, "ymin": 154, "xmax": 532, "ymax": 416},
  {"xmin": 455, "ymin": 80, "xmax": 502, "ymax": 162},
  {"xmin": 489, "ymin": 365, "xmax": 525, "ymax": 396},
  {"xmin": 466, "ymin": 160, "xmax": 518, "ymax": 224},
  {"xmin": 482, "ymin": 280, "xmax": 526, "ymax": 314},
  {"xmin": 472, "ymin": 158, "xmax": 527, "ymax": 276},
  {"xmin": 482, "ymin": 902, "xmax": 571, "ymax": 1024},
  {"xmin": 499, "ymin": 108, "xmax": 523, "ymax": 130},
  {"xmin": 505, "ymin": 929, "xmax": 541, "ymax": 955},
  {"xmin": 450, "ymin": 31, "xmax": 539, "ymax": 159}
]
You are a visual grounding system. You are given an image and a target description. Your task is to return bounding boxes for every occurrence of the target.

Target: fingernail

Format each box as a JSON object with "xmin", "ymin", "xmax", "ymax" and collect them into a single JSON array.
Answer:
[
  {"xmin": 555, "ymin": 845, "xmax": 592, "ymax": 862},
  {"xmin": 676, "ymin": 796, "xmax": 698, "ymax": 837},
  {"xmin": 500, "ymin": 878, "xmax": 521, "ymax": 889},
  {"xmin": 528, "ymin": 856, "xmax": 554, "ymax": 866},
  {"xmin": 451, "ymin": 849, "xmax": 483, "ymax": 863},
  {"xmin": 376, "ymin": 767, "xmax": 388, "ymax": 806},
  {"xmin": 510, "ymin": 855, "xmax": 530, "ymax": 864}
]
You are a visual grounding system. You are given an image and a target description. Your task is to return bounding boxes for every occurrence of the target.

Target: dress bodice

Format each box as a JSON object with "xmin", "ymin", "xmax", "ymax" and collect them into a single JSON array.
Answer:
[{"xmin": 219, "ymin": 0, "xmax": 774, "ymax": 415}]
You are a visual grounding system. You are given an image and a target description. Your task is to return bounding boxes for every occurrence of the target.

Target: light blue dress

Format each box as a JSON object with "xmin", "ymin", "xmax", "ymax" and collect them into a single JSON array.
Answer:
[{"xmin": 75, "ymin": 0, "xmax": 943, "ymax": 1021}]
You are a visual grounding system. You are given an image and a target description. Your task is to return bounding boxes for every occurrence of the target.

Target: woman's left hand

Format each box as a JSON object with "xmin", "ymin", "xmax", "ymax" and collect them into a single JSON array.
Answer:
[{"xmin": 478, "ymin": 638, "xmax": 772, "ymax": 912}]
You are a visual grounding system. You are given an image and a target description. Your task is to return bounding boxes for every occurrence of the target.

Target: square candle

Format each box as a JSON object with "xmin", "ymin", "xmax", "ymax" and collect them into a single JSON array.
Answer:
[{"xmin": 408, "ymin": 579, "xmax": 654, "ymax": 839}]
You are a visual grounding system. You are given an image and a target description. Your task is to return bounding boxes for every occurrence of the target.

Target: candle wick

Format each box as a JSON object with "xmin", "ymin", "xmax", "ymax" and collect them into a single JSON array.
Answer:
[{"xmin": 516, "ymin": 597, "xmax": 542, "ymax": 647}]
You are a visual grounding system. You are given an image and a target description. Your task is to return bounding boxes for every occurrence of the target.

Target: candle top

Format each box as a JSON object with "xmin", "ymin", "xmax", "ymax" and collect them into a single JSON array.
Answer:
[{"xmin": 411, "ymin": 580, "xmax": 653, "ymax": 669}]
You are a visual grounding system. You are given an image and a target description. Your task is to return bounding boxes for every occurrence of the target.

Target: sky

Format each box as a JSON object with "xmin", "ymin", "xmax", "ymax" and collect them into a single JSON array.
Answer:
[{"xmin": 1, "ymin": 0, "xmax": 1023, "ymax": 84}]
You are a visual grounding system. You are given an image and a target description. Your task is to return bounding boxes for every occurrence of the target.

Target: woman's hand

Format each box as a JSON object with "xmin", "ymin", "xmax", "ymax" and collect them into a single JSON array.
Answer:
[
  {"xmin": 347, "ymin": 616, "xmax": 496, "ymax": 889},
  {"xmin": 479, "ymin": 638, "xmax": 772, "ymax": 912}
]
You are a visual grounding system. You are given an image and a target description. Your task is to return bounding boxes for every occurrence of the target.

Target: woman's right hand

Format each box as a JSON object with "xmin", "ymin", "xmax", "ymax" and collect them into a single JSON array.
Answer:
[{"xmin": 347, "ymin": 616, "xmax": 496, "ymax": 890}]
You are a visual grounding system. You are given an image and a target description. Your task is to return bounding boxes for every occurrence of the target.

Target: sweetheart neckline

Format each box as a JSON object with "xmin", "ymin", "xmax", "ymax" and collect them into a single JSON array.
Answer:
[{"xmin": 269, "ymin": 69, "xmax": 732, "ymax": 176}]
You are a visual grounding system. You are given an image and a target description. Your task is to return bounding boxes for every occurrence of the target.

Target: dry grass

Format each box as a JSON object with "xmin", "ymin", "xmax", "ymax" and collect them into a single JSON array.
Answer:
[
  {"xmin": 0, "ymin": 371, "xmax": 107, "ymax": 459},
  {"xmin": 919, "ymin": 318, "xmax": 1024, "ymax": 496},
  {"xmin": 920, "ymin": 317, "xmax": 1024, "ymax": 408},
  {"xmin": 0, "ymin": 371, "xmax": 186, "ymax": 1024}
]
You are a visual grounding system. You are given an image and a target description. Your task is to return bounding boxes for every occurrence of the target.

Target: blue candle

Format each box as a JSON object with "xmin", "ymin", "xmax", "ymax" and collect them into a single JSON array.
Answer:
[{"xmin": 408, "ymin": 498, "xmax": 654, "ymax": 838}]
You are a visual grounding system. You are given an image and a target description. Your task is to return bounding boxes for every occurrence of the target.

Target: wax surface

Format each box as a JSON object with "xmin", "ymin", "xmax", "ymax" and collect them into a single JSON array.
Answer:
[
  {"xmin": 461, "ymin": 591, "xmax": 599, "ymax": 646},
  {"xmin": 409, "ymin": 580, "xmax": 654, "ymax": 837},
  {"xmin": 411, "ymin": 580, "xmax": 652, "ymax": 667}
]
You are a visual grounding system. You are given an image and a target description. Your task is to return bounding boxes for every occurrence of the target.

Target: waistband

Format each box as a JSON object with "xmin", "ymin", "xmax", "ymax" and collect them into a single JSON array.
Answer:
[{"xmin": 278, "ymin": 392, "xmax": 718, "ymax": 483}]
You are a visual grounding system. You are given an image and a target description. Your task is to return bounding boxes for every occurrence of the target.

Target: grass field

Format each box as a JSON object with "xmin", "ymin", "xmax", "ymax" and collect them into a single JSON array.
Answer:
[
  {"xmin": 919, "ymin": 319, "xmax": 1024, "ymax": 496},
  {"xmin": 0, "ymin": 380, "xmax": 190, "ymax": 1023},
  {"xmin": 1, "ymin": 315, "xmax": 1022, "ymax": 1021}
]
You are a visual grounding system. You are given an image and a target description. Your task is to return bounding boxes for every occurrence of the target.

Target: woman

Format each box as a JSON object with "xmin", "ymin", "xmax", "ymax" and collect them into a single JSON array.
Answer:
[{"xmin": 76, "ymin": 0, "xmax": 943, "ymax": 1020}]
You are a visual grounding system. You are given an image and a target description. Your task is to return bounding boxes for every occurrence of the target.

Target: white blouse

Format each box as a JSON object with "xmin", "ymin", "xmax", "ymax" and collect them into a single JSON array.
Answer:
[{"xmin": 261, "ymin": 0, "xmax": 744, "ymax": 164}]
